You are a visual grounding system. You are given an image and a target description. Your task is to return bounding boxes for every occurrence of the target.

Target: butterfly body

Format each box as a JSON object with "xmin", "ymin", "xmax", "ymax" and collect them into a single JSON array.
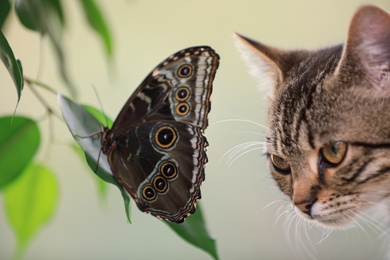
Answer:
[{"xmin": 101, "ymin": 46, "xmax": 219, "ymax": 223}]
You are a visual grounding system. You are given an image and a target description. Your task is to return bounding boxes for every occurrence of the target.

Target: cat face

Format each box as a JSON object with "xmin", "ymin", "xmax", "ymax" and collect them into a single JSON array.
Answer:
[{"xmin": 236, "ymin": 5, "xmax": 390, "ymax": 228}]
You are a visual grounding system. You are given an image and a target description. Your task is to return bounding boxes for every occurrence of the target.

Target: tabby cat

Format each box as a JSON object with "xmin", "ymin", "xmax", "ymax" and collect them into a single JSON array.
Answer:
[{"xmin": 235, "ymin": 4, "xmax": 390, "ymax": 233}]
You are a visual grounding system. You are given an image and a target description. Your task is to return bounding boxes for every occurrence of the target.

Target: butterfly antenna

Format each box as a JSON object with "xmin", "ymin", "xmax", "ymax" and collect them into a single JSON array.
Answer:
[
  {"xmin": 92, "ymin": 86, "xmax": 106, "ymax": 173},
  {"xmin": 92, "ymin": 85, "xmax": 109, "ymax": 127},
  {"xmin": 95, "ymin": 148, "xmax": 102, "ymax": 173}
]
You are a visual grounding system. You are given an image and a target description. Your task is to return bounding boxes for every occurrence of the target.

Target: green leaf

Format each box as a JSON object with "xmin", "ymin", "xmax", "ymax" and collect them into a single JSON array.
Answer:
[
  {"xmin": 46, "ymin": 0, "xmax": 65, "ymax": 27},
  {"xmin": 83, "ymin": 104, "xmax": 113, "ymax": 128},
  {"xmin": 71, "ymin": 142, "xmax": 108, "ymax": 201},
  {"xmin": 79, "ymin": 0, "xmax": 113, "ymax": 58},
  {"xmin": 79, "ymin": 104, "xmax": 111, "ymax": 200},
  {"xmin": 58, "ymin": 94, "xmax": 131, "ymax": 222},
  {"xmin": 4, "ymin": 163, "xmax": 59, "ymax": 258},
  {"xmin": 0, "ymin": 116, "xmax": 40, "ymax": 190},
  {"xmin": 0, "ymin": 0, "xmax": 11, "ymax": 29},
  {"xmin": 0, "ymin": 31, "xmax": 24, "ymax": 102},
  {"xmin": 166, "ymin": 203, "xmax": 219, "ymax": 260},
  {"xmin": 14, "ymin": 0, "xmax": 65, "ymax": 33},
  {"xmin": 15, "ymin": 0, "xmax": 76, "ymax": 97},
  {"xmin": 58, "ymin": 95, "xmax": 218, "ymax": 257},
  {"xmin": 14, "ymin": 0, "xmax": 41, "ymax": 32}
]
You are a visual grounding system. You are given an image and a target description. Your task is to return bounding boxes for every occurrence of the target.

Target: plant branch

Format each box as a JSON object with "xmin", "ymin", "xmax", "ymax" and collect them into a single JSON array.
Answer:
[
  {"xmin": 25, "ymin": 77, "xmax": 58, "ymax": 95},
  {"xmin": 24, "ymin": 78, "xmax": 62, "ymax": 120}
]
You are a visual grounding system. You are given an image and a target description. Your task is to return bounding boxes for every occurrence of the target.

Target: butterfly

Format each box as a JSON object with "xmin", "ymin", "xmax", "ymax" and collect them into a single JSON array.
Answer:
[{"xmin": 100, "ymin": 46, "xmax": 220, "ymax": 223}]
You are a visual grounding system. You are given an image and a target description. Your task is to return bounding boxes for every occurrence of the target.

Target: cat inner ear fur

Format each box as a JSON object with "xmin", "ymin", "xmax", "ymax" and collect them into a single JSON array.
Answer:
[
  {"xmin": 336, "ymin": 5, "xmax": 390, "ymax": 88},
  {"xmin": 234, "ymin": 33, "xmax": 285, "ymax": 91},
  {"xmin": 234, "ymin": 33, "xmax": 308, "ymax": 96}
]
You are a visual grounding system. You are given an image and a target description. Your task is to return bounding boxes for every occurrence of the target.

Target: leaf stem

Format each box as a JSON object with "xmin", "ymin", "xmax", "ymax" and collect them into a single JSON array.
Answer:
[
  {"xmin": 24, "ymin": 78, "xmax": 62, "ymax": 120},
  {"xmin": 24, "ymin": 77, "xmax": 58, "ymax": 95}
]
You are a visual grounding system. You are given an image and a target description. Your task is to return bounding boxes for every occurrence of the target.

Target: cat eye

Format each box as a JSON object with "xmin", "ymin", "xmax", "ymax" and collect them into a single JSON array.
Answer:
[
  {"xmin": 270, "ymin": 154, "xmax": 291, "ymax": 173},
  {"xmin": 321, "ymin": 142, "xmax": 348, "ymax": 165}
]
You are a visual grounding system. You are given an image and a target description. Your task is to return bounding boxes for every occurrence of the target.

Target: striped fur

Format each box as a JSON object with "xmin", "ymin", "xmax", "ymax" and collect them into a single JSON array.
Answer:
[{"xmin": 236, "ymin": 5, "xmax": 390, "ymax": 230}]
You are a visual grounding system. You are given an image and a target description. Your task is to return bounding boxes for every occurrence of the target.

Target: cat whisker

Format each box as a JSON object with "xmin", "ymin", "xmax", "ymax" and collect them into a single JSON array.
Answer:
[
  {"xmin": 213, "ymin": 114, "xmax": 272, "ymax": 131},
  {"xmin": 357, "ymin": 196, "xmax": 390, "ymax": 234},
  {"xmin": 348, "ymin": 214, "xmax": 374, "ymax": 248},
  {"xmin": 220, "ymin": 141, "xmax": 266, "ymax": 167},
  {"xmin": 262, "ymin": 199, "xmax": 286, "ymax": 210},
  {"xmin": 220, "ymin": 142, "xmax": 258, "ymax": 163},
  {"xmin": 279, "ymin": 208, "xmax": 330, "ymax": 259},
  {"xmin": 306, "ymin": 220, "xmax": 317, "ymax": 230},
  {"xmin": 317, "ymin": 228, "xmax": 334, "ymax": 245},
  {"xmin": 285, "ymin": 213, "xmax": 296, "ymax": 238},
  {"xmin": 381, "ymin": 227, "xmax": 390, "ymax": 241},
  {"xmin": 294, "ymin": 217, "xmax": 318, "ymax": 259},
  {"xmin": 213, "ymin": 117, "xmax": 276, "ymax": 139},
  {"xmin": 227, "ymin": 146, "xmax": 265, "ymax": 167},
  {"xmin": 235, "ymin": 130, "xmax": 266, "ymax": 136},
  {"xmin": 283, "ymin": 205, "xmax": 295, "ymax": 227},
  {"xmin": 304, "ymin": 222, "xmax": 320, "ymax": 254},
  {"xmin": 352, "ymin": 210, "xmax": 386, "ymax": 234},
  {"xmin": 288, "ymin": 209, "xmax": 298, "ymax": 224},
  {"xmin": 275, "ymin": 205, "xmax": 293, "ymax": 226},
  {"xmin": 361, "ymin": 211, "xmax": 386, "ymax": 232}
]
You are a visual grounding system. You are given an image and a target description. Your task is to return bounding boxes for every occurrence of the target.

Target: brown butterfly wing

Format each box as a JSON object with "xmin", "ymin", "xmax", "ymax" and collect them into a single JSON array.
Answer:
[
  {"xmin": 107, "ymin": 122, "xmax": 207, "ymax": 222},
  {"xmin": 111, "ymin": 46, "xmax": 219, "ymax": 133},
  {"xmin": 102, "ymin": 46, "xmax": 219, "ymax": 222}
]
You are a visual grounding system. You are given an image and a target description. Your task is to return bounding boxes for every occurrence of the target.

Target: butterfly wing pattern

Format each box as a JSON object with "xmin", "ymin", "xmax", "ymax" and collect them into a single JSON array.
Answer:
[{"xmin": 101, "ymin": 46, "xmax": 220, "ymax": 223}]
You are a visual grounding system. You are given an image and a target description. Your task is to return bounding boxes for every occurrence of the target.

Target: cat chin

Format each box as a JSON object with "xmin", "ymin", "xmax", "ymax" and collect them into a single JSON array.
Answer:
[
  {"xmin": 313, "ymin": 218, "xmax": 356, "ymax": 230},
  {"xmin": 294, "ymin": 207, "xmax": 356, "ymax": 230}
]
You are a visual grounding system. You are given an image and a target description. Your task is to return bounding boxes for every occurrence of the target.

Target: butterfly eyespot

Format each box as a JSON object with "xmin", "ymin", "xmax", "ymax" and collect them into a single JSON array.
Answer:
[
  {"xmin": 142, "ymin": 186, "xmax": 157, "ymax": 201},
  {"xmin": 270, "ymin": 154, "xmax": 291, "ymax": 174},
  {"xmin": 97, "ymin": 46, "xmax": 220, "ymax": 223},
  {"xmin": 154, "ymin": 125, "xmax": 177, "ymax": 149},
  {"xmin": 175, "ymin": 87, "xmax": 190, "ymax": 101},
  {"xmin": 176, "ymin": 103, "xmax": 190, "ymax": 116},
  {"xmin": 153, "ymin": 176, "xmax": 168, "ymax": 193},
  {"xmin": 321, "ymin": 142, "xmax": 348, "ymax": 165},
  {"xmin": 177, "ymin": 64, "xmax": 193, "ymax": 78},
  {"xmin": 161, "ymin": 162, "xmax": 177, "ymax": 179}
]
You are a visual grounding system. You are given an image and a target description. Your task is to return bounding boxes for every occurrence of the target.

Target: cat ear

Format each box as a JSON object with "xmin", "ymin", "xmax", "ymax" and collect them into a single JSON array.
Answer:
[
  {"xmin": 337, "ymin": 5, "xmax": 390, "ymax": 88},
  {"xmin": 234, "ymin": 33, "xmax": 307, "ymax": 93},
  {"xmin": 234, "ymin": 33, "xmax": 287, "ymax": 93}
]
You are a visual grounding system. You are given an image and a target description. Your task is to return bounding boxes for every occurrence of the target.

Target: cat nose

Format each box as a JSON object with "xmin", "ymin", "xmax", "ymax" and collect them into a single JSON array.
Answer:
[{"xmin": 294, "ymin": 198, "xmax": 316, "ymax": 217}]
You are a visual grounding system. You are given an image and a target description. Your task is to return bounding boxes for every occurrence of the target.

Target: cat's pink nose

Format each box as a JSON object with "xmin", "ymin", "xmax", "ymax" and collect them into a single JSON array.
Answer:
[
  {"xmin": 294, "ymin": 199, "xmax": 316, "ymax": 217},
  {"xmin": 293, "ymin": 184, "xmax": 320, "ymax": 217}
]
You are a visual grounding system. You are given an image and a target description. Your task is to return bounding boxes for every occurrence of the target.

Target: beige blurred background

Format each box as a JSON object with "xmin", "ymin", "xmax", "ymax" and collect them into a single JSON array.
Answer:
[{"xmin": 1, "ymin": 0, "xmax": 390, "ymax": 259}]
